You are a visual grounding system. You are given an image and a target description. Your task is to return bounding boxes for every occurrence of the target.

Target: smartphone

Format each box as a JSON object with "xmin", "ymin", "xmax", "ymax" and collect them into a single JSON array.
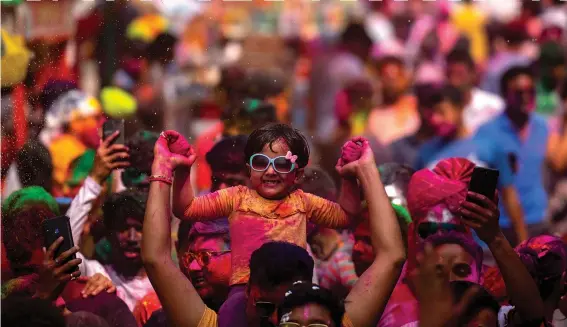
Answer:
[
  {"xmin": 467, "ymin": 167, "xmax": 499, "ymax": 201},
  {"xmin": 42, "ymin": 216, "xmax": 77, "ymax": 272},
  {"xmin": 102, "ymin": 119, "xmax": 125, "ymax": 145}
]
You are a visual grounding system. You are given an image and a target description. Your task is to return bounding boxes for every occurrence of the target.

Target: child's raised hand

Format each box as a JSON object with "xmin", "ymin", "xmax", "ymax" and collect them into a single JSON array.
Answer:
[
  {"xmin": 152, "ymin": 131, "xmax": 197, "ymax": 175},
  {"xmin": 336, "ymin": 138, "xmax": 375, "ymax": 177},
  {"xmin": 161, "ymin": 130, "xmax": 192, "ymax": 156},
  {"xmin": 339, "ymin": 136, "xmax": 368, "ymax": 165}
]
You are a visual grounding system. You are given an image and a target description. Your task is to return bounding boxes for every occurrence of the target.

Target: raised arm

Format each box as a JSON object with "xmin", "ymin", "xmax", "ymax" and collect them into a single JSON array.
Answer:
[
  {"xmin": 460, "ymin": 192, "xmax": 544, "ymax": 324},
  {"xmin": 343, "ymin": 148, "xmax": 406, "ymax": 327},
  {"xmin": 142, "ymin": 135, "xmax": 206, "ymax": 327},
  {"xmin": 68, "ymin": 131, "xmax": 129, "ymax": 245}
]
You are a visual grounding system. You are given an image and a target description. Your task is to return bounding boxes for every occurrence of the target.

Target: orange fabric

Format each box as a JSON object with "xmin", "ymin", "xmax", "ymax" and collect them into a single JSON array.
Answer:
[
  {"xmin": 133, "ymin": 291, "xmax": 162, "ymax": 327},
  {"xmin": 184, "ymin": 186, "xmax": 351, "ymax": 284},
  {"xmin": 49, "ymin": 134, "xmax": 87, "ymax": 187},
  {"xmin": 194, "ymin": 122, "xmax": 225, "ymax": 192}
]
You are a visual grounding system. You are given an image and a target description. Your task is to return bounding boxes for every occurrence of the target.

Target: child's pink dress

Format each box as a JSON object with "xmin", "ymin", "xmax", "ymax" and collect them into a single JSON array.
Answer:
[{"xmin": 183, "ymin": 186, "xmax": 351, "ymax": 285}]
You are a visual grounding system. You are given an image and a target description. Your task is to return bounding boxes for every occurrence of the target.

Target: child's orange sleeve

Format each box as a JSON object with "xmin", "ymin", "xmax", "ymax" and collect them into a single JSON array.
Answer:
[
  {"xmin": 304, "ymin": 192, "xmax": 350, "ymax": 228},
  {"xmin": 183, "ymin": 186, "xmax": 243, "ymax": 221}
]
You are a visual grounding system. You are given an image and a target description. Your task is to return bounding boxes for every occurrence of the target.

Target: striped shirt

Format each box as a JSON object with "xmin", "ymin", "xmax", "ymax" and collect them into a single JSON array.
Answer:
[{"xmin": 316, "ymin": 242, "xmax": 358, "ymax": 298}]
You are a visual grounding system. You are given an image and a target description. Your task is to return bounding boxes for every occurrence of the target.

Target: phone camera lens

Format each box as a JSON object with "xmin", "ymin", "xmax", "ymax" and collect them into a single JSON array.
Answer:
[{"xmin": 55, "ymin": 228, "xmax": 60, "ymax": 234}]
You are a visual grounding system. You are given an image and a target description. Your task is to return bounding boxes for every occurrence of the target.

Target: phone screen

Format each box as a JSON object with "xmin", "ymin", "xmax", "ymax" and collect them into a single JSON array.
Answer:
[
  {"xmin": 42, "ymin": 216, "xmax": 77, "ymax": 272},
  {"xmin": 467, "ymin": 167, "xmax": 499, "ymax": 201},
  {"xmin": 103, "ymin": 119, "xmax": 125, "ymax": 145}
]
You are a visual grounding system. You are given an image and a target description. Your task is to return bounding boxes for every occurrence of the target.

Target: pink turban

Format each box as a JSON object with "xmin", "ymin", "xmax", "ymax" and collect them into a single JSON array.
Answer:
[{"xmin": 406, "ymin": 158, "xmax": 476, "ymax": 273}]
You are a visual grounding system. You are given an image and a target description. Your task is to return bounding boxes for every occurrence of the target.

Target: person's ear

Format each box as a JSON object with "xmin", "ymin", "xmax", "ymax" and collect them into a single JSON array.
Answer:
[
  {"xmin": 246, "ymin": 163, "xmax": 251, "ymax": 177},
  {"xmin": 294, "ymin": 168, "xmax": 304, "ymax": 183}
]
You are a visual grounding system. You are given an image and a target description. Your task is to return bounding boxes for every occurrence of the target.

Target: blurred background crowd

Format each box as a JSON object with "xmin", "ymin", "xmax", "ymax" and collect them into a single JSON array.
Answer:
[{"xmin": 1, "ymin": 0, "xmax": 567, "ymax": 326}]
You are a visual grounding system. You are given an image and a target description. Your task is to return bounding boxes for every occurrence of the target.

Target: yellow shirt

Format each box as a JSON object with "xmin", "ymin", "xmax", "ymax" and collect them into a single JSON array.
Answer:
[
  {"xmin": 184, "ymin": 186, "xmax": 351, "ymax": 285},
  {"xmin": 197, "ymin": 307, "xmax": 355, "ymax": 327},
  {"xmin": 450, "ymin": 4, "xmax": 488, "ymax": 64}
]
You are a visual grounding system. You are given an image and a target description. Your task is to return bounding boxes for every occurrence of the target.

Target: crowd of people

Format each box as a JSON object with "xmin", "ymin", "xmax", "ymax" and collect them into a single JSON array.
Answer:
[{"xmin": 2, "ymin": 0, "xmax": 567, "ymax": 326}]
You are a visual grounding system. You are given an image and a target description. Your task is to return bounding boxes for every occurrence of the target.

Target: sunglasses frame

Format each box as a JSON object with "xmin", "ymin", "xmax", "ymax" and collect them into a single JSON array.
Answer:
[
  {"xmin": 249, "ymin": 153, "xmax": 296, "ymax": 174},
  {"xmin": 279, "ymin": 323, "xmax": 329, "ymax": 327},
  {"xmin": 181, "ymin": 250, "xmax": 231, "ymax": 267}
]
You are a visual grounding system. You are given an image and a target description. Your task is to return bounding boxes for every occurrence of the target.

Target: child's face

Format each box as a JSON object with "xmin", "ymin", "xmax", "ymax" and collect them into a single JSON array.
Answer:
[{"xmin": 248, "ymin": 139, "xmax": 302, "ymax": 200}]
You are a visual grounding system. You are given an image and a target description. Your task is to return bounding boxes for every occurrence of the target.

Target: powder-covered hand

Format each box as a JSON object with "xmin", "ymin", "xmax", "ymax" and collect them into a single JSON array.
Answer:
[
  {"xmin": 339, "ymin": 137, "xmax": 367, "ymax": 165},
  {"xmin": 161, "ymin": 130, "xmax": 192, "ymax": 156},
  {"xmin": 336, "ymin": 137, "xmax": 374, "ymax": 177},
  {"xmin": 152, "ymin": 131, "xmax": 197, "ymax": 177}
]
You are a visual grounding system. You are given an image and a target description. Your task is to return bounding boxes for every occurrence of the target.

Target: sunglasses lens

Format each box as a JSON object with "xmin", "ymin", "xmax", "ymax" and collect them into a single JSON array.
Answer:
[
  {"xmin": 251, "ymin": 155, "xmax": 270, "ymax": 171},
  {"xmin": 418, "ymin": 222, "xmax": 435, "ymax": 239},
  {"xmin": 200, "ymin": 253, "xmax": 210, "ymax": 266},
  {"xmin": 273, "ymin": 157, "xmax": 293, "ymax": 173}
]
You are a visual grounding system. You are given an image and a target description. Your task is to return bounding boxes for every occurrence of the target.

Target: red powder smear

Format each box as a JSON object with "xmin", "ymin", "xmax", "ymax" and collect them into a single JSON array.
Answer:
[{"xmin": 229, "ymin": 212, "xmax": 307, "ymax": 285}]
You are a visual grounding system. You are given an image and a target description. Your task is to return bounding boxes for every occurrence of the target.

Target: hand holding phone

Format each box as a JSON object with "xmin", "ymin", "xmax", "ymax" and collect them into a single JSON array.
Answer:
[
  {"xmin": 91, "ymin": 128, "xmax": 130, "ymax": 184},
  {"xmin": 461, "ymin": 167, "xmax": 501, "ymax": 242},
  {"xmin": 42, "ymin": 216, "xmax": 78, "ymax": 272},
  {"xmin": 36, "ymin": 218, "xmax": 83, "ymax": 300}
]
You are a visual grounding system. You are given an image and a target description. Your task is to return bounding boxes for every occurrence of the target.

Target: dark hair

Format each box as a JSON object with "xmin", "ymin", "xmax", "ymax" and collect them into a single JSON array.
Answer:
[
  {"xmin": 298, "ymin": 166, "xmax": 337, "ymax": 201},
  {"xmin": 66, "ymin": 312, "xmax": 110, "ymax": 327},
  {"xmin": 244, "ymin": 123, "xmax": 310, "ymax": 168},
  {"xmin": 500, "ymin": 65, "xmax": 535, "ymax": 97},
  {"xmin": 249, "ymin": 242, "xmax": 314, "ymax": 290},
  {"xmin": 2, "ymin": 205, "xmax": 56, "ymax": 272},
  {"xmin": 146, "ymin": 33, "xmax": 177, "ymax": 63},
  {"xmin": 516, "ymin": 235, "xmax": 567, "ymax": 299},
  {"xmin": 500, "ymin": 21, "xmax": 528, "ymax": 46},
  {"xmin": 414, "ymin": 83, "xmax": 441, "ymax": 109},
  {"xmin": 2, "ymin": 296, "xmax": 66, "ymax": 327},
  {"xmin": 431, "ymin": 85, "xmax": 466, "ymax": 108},
  {"xmin": 450, "ymin": 281, "xmax": 500, "ymax": 324},
  {"xmin": 245, "ymin": 70, "xmax": 287, "ymax": 100},
  {"xmin": 206, "ymin": 135, "xmax": 248, "ymax": 174},
  {"xmin": 222, "ymin": 100, "xmax": 278, "ymax": 135},
  {"xmin": 102, "ymin": 189, "xmax": 148, "ymax": 231},
  {"xmin": 16, "ymin": 140, "xmax": 53, "ymax": 191},
  {"xmin": 446, "ymin": 49, "xmax": 475, "ymax": 69},
  {"xmin": 278, "ymin": 282, "xmax": 344, "ymax": 327},
  {"xmin": 122, "ymin": 130, "xmax": 158, "ymax": 188},
  {"xmin": 40, "ymin": 80, "xmax": 78, "ymax": 111},
  {"xmin": 422, "ymin": 231, "xmax": 484, "ymax": 274},
  {"xmin": 377, "ymin": 55, "xmax": 405, "ymax": 71},
  {"xmin": 340, "ymin": 23, "xmax": 372, "ymax": 48},
  {"xmin": 178, "ymin": 219, "xmax": 231, "ymax": 252}
]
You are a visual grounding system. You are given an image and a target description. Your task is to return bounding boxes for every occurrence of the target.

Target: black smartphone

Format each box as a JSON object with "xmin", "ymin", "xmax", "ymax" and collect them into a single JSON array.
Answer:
[
  {"xmin": 42, "ymin": 216, "xmax": 77, "ymax": 272},
  {"xmin": 467, "ymin": 167, "xmax": 499, "ymax": 201},
  {"xmin": 102, "ymin": 119, "xmax": 125, "ymax": 145}
]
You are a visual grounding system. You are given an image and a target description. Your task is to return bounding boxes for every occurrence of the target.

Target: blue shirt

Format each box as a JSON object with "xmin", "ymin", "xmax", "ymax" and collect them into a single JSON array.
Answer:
[
  {"xmin": 475, "ymin": 114, "xmax": 549, "ymax": 227},
  {"xmin": 415, "ymin": 136, "xmax": 515, "ymax": 189}
]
